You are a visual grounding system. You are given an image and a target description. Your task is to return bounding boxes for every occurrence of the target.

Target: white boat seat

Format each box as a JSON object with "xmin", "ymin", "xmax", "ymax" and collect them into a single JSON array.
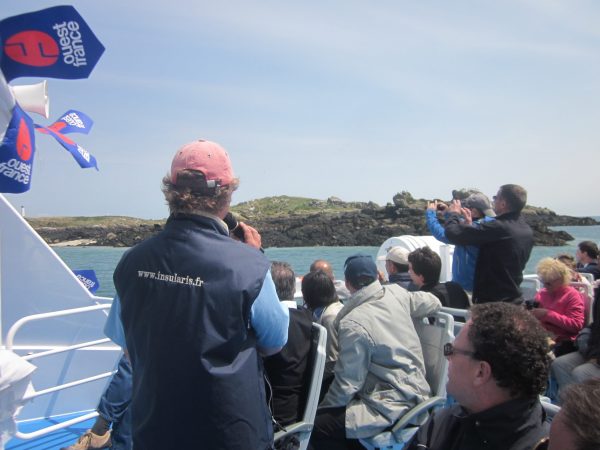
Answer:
[
  {"xmin": 359, "ymin": 312, "xmax": 455, "ymax": 450},
  {"xmin": 273, "ymin": 322, "xmax": 327, "ymax": 450}
]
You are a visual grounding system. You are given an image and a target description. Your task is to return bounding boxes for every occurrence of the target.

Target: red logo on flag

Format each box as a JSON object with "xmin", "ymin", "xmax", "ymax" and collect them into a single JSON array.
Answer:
[
  {"xmin": 4, "ymin": 31, "xmax": 59, "ymax": 67},
  {"xmin": 16, "ymin": 118, "xmax": 32, "ymax": 161}
]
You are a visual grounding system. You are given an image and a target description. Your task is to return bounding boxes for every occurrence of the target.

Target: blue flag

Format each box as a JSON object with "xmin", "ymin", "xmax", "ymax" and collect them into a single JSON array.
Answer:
[
  {"xmin": 0, "ymin": 103, "xmax": 35, "ymax": 193},
  {"xmin": 35, "ymin": 110, "xmax": 98, "ymax": 170},
  {"xmin": 0, "ymin": 6, "xmax": 105, "ymax": 81},
  {"xmin": 73, "ymin": 269, "xmax": 100, "ymax": 294}
]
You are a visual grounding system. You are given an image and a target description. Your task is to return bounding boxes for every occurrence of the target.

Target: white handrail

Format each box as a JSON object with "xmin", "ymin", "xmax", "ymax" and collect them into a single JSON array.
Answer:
[
  {"xmin": 23, "ymin": 371, "xmax": 116, "ymax": 401},
  {"xmin": 8, "ymin": 302, "xmax": 119, "ymax": 441},
  {"xmin": 21, "ymin": 337, "xmax": 111, "ymax": 361},
  {"xmin": 6, "ymin": 303, "xmax": 111, "ymax": 350},
  {"xmin": 15, "ymin": 411, "xmax": 99, "ymax": 440}
]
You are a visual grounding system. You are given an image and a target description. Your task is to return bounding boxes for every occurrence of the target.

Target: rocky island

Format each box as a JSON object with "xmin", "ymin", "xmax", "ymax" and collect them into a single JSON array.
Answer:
[{"xmin": 27, "ymin": 191, "xmax": 598, "ymax": 248}]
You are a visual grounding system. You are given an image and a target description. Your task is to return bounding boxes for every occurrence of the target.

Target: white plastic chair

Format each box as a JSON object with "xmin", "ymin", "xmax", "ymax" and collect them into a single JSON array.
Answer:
[
  {"xmin": 441, "ymin": 306, "xmax": 469, "ymax": 336},
  {"xmin": 578, "ymin": 272, "xmax": 595, "ymax": 284},
  {"xmin": 360, "ymin": 312, "xmax": 455, "ymax": 450},
  {"xmin": 273, "ymin": 322, "xmax": 327, "ymax": 450},
  {"xmin": 570, "ymin": 281, "xmax": 595, "ymax": 325}
]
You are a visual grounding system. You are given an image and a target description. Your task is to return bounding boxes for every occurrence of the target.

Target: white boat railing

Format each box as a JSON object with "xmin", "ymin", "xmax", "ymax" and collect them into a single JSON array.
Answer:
[{"xmin": 6, "ymin": 302, "xmax": 117, "ymax": 441}]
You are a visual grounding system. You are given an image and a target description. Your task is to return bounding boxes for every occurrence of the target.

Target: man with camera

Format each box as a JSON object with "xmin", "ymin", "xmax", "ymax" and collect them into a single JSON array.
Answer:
[
  {"xmin": 108, "ymin": 140, "xmax": 289, "ymax": 450},
  {"xmin": 425, "ymin": 192, "xmax": 495, "ymax": 295},
  {"xmin": 444, "ymin": 184, "xmax": 533, "ymax": 304}
]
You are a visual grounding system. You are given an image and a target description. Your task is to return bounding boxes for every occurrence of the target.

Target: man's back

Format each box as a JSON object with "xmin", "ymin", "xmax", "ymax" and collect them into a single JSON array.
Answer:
[
  {"xmin": 446, "ymin": 211, "xmax": 533, "ymax": 302},
  {"xmin": 321, "ymin": 282, "xmax": 441, "ymax": 438},
  {"xmin": 115, "ymin": 214, "xmax": 274, "ymax": 450},
  {"xmin": 264, "ymin": 307, "xmax": 313, "ymax": 426}
]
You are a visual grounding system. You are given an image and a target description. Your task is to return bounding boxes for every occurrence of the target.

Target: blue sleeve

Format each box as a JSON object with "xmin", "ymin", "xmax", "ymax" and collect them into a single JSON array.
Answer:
[
  {"xmin": 250, "ymin": 270, "xmax": 289, "ymax": 352},
  {"xmin": 104, "ymin": 295, "xmax": 127, "ymax": 349},
  {"xmin": 425, "ymin": 210, "xmax": 450, "ymax": 244}
]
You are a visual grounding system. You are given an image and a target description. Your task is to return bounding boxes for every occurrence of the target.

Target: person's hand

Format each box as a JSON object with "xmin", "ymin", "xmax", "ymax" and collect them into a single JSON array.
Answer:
[
  {"xmin": 427, "ymin": 201, "xmax": 437, "ymax": 211},
  {"xmin": 447, "ymin": 199, "xmax": 462, "ymax": 214},
  {"xmin": 461, "ymin": 207, "xmax": 473, "ymax": 225},
  {"xmin": 239, "ymin": 222, "xmax": 262, "ymax": 250},
  {"xmin": 530, "ymin": 308, "xmax": 548, "ymax": 319}
]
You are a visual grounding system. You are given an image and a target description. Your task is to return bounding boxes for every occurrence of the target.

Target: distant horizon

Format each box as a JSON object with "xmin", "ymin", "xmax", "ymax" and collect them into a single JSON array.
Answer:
[{"xmin": 13, "ymin": 193, "xmax": 600, "ymax": 221}]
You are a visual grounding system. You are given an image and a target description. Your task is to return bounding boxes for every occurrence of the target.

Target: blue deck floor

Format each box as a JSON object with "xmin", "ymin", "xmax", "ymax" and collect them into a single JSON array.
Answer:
[{"xmin": 7, "ymin": 414, "xmax": 96, "ymax": 450}]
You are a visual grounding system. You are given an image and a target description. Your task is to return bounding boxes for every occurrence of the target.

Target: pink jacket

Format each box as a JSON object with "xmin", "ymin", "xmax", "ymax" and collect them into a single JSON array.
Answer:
[{"xmin": 535, "ymin": 285, "xmax": 585, "ymax": 342}]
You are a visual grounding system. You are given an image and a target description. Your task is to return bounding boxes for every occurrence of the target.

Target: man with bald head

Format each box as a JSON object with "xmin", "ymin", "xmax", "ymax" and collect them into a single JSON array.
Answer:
[{"xmin": 310, "ymin": 259, "xmax": 350, "ymax": 301}]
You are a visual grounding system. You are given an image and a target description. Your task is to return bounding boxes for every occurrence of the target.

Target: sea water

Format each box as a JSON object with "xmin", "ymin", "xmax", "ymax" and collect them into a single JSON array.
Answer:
[{"xmin": 54, "ymin": 224, "xmax": 600, "ymax": 299}]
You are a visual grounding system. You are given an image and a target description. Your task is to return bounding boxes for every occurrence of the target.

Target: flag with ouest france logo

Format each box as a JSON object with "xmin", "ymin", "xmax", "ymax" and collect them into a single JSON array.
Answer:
[
  {"xmin": 35, "ymin": 110, "xmax": 98, "ymax": 170},
  {"xmin": 73, "ymin": 269, "xmax": 100, "ymax": 294},
  {"xmin": 0, "ymin": 103, "xmax": 35, "ymax": 193},
  {"xmin": 0, "ymin": 5, "xmax": 105, "ymax": 81}
]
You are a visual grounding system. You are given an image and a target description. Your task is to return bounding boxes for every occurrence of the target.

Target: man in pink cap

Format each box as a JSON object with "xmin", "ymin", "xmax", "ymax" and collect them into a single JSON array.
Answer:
[{"xmin": 107, "ymin": 139, "xmax": 289, "ymax": 450}]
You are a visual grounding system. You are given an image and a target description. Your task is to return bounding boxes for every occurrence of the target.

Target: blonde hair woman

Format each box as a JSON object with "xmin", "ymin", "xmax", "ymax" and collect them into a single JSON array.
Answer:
[{"xmin": 531, "ymin": 258, "xmax": 585, "ymax": 356}]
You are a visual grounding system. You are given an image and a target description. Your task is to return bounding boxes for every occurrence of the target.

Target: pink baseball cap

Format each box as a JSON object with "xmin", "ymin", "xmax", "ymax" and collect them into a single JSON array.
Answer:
[{"xmin": 170, "ymin": 140, "xmax": 235, "ymax": 186}]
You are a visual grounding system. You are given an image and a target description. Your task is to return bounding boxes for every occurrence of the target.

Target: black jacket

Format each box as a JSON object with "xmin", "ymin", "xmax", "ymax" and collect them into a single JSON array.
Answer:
[
  {"xmin": 445, "ymin": 211, "xmax": 533, "ymax": 303},
  {"xmin": 577, "ymin": 261, "xmax": 600, "ymax": 280},
  {"xmin": 407, "ymin": 397, "xmax": 550, "ymax": 450},
  {"xmin": 421, "ymin": 281, "xmax": 470, "ymax": 309},
  {"xmin": 264, "ymin": 307, "xmax": 313, "ymax": 426}
]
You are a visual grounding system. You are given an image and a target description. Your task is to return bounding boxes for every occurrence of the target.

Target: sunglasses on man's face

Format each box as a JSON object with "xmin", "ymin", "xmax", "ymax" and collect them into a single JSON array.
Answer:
[{"xmin": 443, "ymin": 342, "xmax": 476, "ymax": 358}]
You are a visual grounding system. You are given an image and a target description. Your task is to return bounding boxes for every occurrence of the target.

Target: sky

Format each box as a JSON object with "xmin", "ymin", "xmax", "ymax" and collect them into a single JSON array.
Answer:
[{"xmin": 2, "ymin": 1, "xmax": 600, "ymax": 219}]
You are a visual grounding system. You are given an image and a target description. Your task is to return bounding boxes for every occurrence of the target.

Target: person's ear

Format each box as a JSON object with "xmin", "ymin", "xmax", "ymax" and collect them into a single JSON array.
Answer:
[{"xmin": 473, "ymin": 360, "xmax": 493, "ymax": 387}]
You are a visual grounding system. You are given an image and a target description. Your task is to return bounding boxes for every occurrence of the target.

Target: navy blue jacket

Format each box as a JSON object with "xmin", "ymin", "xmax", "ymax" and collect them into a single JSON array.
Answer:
[
  {"xmin": 445, "ymin": 211, "xmax": 533, "ymax": 303},
  {"xmin": 114, "ymin": 213, "xmax": 274, "ymax": 450}
]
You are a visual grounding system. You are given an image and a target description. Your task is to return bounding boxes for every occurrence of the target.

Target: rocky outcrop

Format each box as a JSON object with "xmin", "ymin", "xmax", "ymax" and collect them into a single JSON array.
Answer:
[
  {"xmin": 36, "ymin": 223, "xmax": 163, "ymax": 247},
  {"xmin": 30, "ymin": 193, "xmax": 598, "ymax": 248}
]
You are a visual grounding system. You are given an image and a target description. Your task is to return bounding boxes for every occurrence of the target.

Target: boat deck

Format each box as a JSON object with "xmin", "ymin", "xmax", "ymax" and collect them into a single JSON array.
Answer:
[{"xmin": 7, "ymin": 414, "xmax": 96, "ymax": 450}]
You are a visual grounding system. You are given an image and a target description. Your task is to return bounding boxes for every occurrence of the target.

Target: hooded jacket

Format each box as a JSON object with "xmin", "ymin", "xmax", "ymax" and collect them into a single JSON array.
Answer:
[{"xmin": 319, "ymin": 281, "xmax": 441, "ymax": 438}]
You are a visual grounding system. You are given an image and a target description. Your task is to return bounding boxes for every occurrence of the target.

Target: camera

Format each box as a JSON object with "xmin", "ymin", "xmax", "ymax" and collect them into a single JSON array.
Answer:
[
  {"xmin": 223, "ymin": 212, "xmax": 245, "ymax": 242},
  {"xmin": 524, "ymin": 299, "xmax": 539, "ymax": 310}
]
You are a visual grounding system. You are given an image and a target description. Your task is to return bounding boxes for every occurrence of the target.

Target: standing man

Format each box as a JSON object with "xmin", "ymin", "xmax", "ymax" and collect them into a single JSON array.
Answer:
[
  {"xmin": 445, "ymin": 184, "xmax": 533, "ymax": 304},
  {"xmin": 110, "ymin": 140, "xmax": 289, "ymax": 450},
  {"xmin": 425, "ymin": 192, "xmax": 495, "ymax": 294},
  {"xmin": 310, "ymin": 254, "xmax": 441, "ymax": 449},
  {"xmin": 407, "ymin": 302, "xmax": 551, "ymax": 450}
]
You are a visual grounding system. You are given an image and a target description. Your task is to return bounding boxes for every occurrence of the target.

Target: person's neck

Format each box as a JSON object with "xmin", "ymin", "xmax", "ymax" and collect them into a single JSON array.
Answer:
[{"xmin": 465, "ymin": 388, "xmax": 514, "ymax": 415}]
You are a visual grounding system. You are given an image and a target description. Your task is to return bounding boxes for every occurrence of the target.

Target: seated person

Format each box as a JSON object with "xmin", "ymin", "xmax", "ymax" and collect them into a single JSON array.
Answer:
[
  {"xmin": 309, "ymin": 255, "xmax": 441, "ymax": 450},
  {"xmin": 547, "ymin": 379, "xmax": 600, "ymax": 450},
  {"xmin": 302, "ymin": 270, "xmax": 344, "ymax": 376},
  {"xmin": 531, "ymin": 258, "xmax": 585, "ymax": 356},
  {"xmin": 576, "ymin": 241, "xmax": 600, "ymax": 280},
  {"xmin": 310, "ymin": 259, "xmax": 351, "ymax": 301},
  {"xmin": 407, "ymin": 303, "xmax": 551, "ymax": 450},
  {"xmin": 377, "ymin": 246, "xmax": 417, "ymax": 290},
  {"xmin": 265, "ymin": 262, "xmax": 313, "ymax": 427},
  {"xmin": 407, "ymin": 246, "xmax": 470, "ymax": 309},
  {"xmin": 552, "ymin": 293, "xmax": 600, "ymax": 395}
]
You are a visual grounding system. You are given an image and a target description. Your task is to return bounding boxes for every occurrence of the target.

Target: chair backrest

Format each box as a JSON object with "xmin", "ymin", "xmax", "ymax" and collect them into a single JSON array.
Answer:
[
  {"xmin": 579, "ymin": 272, "xmax": 595, "ymax": 284},
  {"xmin": 302, "ymin": 323, "xmax": 327, "ymax": 424},
  {"xmin": 414, "ymin": 311, "xmax": 454, "ymax": 398},
  {"xmin": 274, "ymin": 322, "xmax": 327, "ymax": 450},
  {"xmin": 541, "ymin": 399, "xmax": 561, "ymax": 419},
  {"xmin": 521, "ymin": 274, "xmax": 542, "ymax": 300},
  {"xmin": 570, "ymin": 281, "xmax": 595, "ymax": 325}
]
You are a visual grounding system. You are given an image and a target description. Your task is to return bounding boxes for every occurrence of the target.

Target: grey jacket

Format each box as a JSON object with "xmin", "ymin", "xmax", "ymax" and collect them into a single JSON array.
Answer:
[{"xmin": 320, "ymin": 281, "xmax": 441, "ymax": 439}]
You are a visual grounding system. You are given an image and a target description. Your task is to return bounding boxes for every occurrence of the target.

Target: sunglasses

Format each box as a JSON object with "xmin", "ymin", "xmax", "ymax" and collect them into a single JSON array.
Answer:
[{"xmin": 443, "ymin": 342, "xmax": 476, "ymax": 358}]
